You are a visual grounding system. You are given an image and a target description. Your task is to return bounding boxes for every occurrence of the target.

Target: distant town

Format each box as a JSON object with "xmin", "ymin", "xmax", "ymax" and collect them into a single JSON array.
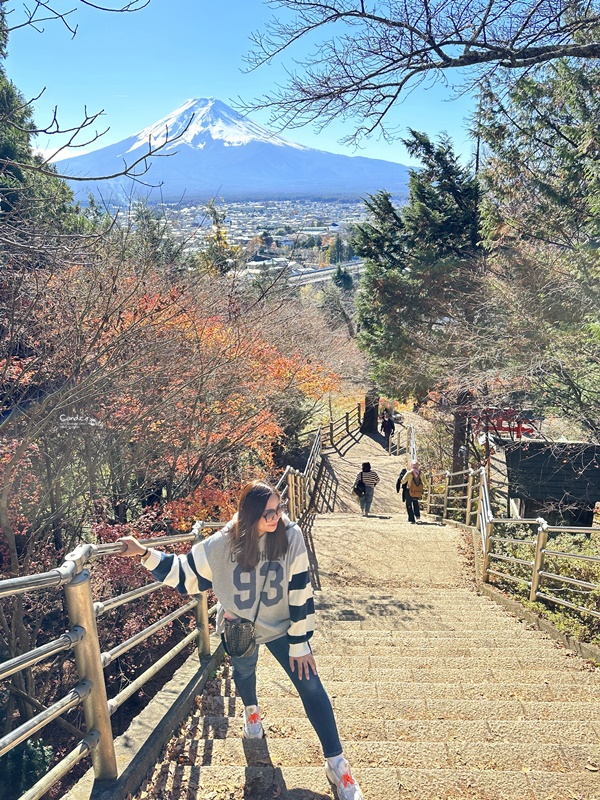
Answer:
[{"xmin": 156, "ymin": 196, "xmax": 371, "ymax": 272}]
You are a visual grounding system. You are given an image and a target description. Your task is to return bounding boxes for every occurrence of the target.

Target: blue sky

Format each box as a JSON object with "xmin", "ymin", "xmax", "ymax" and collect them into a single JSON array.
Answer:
[{"xmin": 6, "ymin": 0, "xmax": 478, "ymax": 167}]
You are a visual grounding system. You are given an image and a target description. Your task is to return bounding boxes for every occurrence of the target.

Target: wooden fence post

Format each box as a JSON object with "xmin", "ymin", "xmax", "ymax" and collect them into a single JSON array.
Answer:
[
  {"xmin": 426, "ymin": 472, "xmax": 433, "ymax": 514},
  {"xmin": 442, "ymin": 472, "xmax": 450, "ymax": 519}
]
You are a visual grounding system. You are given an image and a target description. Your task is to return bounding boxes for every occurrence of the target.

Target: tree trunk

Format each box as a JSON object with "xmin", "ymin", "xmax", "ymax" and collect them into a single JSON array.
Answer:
[{"xmin": 360, "ymin": 388, "xmax": 380, "ymax": 434}]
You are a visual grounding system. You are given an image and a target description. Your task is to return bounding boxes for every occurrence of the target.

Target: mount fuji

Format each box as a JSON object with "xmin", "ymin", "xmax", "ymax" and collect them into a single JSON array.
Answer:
[{"xmin": 56, "ymin": 98, "xmax": 411, "ymax": 204}]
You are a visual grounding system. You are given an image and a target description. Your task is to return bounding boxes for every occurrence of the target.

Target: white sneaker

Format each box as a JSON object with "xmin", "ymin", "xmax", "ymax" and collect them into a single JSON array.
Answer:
[
  {"xmin": 242, "ymin": 704, "xmax": 263, "ymax": 739},
  {"xmin": 325, "ymin": 757, "xmax": 363, "ymax": 800}
]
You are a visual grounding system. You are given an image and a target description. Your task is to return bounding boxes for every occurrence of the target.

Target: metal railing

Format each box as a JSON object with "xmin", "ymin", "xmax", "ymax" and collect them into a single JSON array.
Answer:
[
  {"xmin": 436, "ymin": 464, "xmax": 600, "ymax": 621},
  {"xmin": 384, "ymin": 422, "xmax": 415, "ymax": 459},
  {"xmin": 294, "ymin": 403, "xmax": 360, "ymax": 457},
  {"xmin": 1, "ymin": 402, "xmax": 363, "ymax": 800},
  {"xmin": 0, "ymin": 525, "xmax": 222, "ymax": 800},
  {"xmin": 463, "ymin": 463, "xmax": 600, "ymax": 621},
  {"xmin": 481, "ymin": 513, "xmax": 600, "ymax": 620},
  {"xmin": 406, "ymin": 424, "xmax": 417, "ymax": 464}
]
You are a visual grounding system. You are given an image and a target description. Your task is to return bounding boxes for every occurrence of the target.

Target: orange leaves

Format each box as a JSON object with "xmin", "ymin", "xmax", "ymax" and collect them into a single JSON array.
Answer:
[
  {"xmin": 1, "ymin": 251, "xmax": 341, "ymax": 582},
  {"xmin": 163, "ymin": 479, "xmax": 237, "ymax": 532}
]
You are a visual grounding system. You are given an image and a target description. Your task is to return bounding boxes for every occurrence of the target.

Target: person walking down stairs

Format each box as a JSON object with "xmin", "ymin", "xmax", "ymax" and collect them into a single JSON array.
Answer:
[
  {"xmin": 401, "ymin": 460, "xmax": 424, "ymax": 523},
  {"xmin": 380, "ymin": 410, "xmax": 395, "ymax": 448},
  {"xmin": 354, "ymin": 461, "xmax": 380, "ymax": 517},
  {"xmin": 117, "ymin": 480, "xmax": 364, "ymax": 800}
]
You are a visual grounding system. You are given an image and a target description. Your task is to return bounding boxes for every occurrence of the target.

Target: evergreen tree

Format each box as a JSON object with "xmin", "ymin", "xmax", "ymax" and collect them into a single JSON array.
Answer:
[
  {"xmin": 472, "ymin": 61, "xmax": 600, "ymax": 438},
  {"xmin": 198, "ymin": 200, "xmax": 240, "ymax": 274},
  {"xmin": 353, "ymin": 131, "xmax": 482, "ymax": 400},
  {"xmin": 327, "ymin": 233, "xmax": 344, "ymax": 264},
  {"xmin": 333, "ymin": 265, "xmax": 353, "ymax": 291},
  {"xmin": 0, "ymin": 75, "xmax": 35, "ymax": 213}
]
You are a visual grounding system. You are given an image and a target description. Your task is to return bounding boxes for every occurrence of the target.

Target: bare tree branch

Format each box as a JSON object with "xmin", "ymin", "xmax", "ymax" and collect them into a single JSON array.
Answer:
[
  {"xmin": 242, "ymin": 0, "xmax": 600, "ymax": 142},
  {"xmin": 4, "ymin": 0, "xmax": 151, "ymax": 37}
]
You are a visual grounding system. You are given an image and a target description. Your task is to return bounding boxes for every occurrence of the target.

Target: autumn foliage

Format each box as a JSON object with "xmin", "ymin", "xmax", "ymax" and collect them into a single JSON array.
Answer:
[{"xmin": 0, "ymin": 228, "xmax": 340, "ymax": 789}]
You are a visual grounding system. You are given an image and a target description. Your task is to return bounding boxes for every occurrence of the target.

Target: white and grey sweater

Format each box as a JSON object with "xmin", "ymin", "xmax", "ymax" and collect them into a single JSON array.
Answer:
[{"xmin": 142, "ymin": 514, "xmax": 315, "ymax": 657}]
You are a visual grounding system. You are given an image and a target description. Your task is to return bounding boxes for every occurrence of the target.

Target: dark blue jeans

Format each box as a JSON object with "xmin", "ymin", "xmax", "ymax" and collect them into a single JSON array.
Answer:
[
  {"xmin": 406, "ymin": 496, "xmax": 420, "ymax": 522},
  {"xmin": 360, "ymin": 485, "xmax": 375, "ymax": 514},
  {"xmin": 229, "ymin": 634, "xmax": 343, "ymax": 758}
]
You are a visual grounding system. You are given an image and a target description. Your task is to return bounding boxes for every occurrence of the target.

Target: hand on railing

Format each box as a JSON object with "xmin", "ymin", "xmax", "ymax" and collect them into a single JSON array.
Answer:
[{"xmin": 117, "ymin": 536, "xmax": 151, "ymax": 560}]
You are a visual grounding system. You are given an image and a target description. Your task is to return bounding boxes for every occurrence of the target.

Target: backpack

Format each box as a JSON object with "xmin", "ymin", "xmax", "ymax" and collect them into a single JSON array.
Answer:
[
  {"xmin": 408, "ymin": 474, "xmax": 424, "ymax": 498},
  {"xmin": 353, "ymin": 471, "xmax": 366, "ymax": 497}
]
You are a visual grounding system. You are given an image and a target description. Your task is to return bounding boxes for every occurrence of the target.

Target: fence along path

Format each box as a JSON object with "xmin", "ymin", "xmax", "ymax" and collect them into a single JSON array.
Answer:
[{"xmin": 129, "ymin": 429, "xmax": 600, "ymax": 800}]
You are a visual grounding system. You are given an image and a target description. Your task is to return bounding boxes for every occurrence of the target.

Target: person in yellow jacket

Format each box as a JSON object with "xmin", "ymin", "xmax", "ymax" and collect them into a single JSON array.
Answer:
[{"xmin": 401, "ymin": 460, "xmax": 424, "ymax": 524}]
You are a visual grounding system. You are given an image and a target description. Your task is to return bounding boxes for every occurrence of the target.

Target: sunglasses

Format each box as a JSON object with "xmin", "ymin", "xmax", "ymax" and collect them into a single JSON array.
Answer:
[{"xmin": 262, "ymin": 501, "xmax": 288, "ymax": 523}]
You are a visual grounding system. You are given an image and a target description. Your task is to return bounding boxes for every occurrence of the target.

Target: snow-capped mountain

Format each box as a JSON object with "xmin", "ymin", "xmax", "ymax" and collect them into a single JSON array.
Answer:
[
  {"xmin": 124, "ymin": 98, "xmax": 309, "ymax": 153},
  {"xmin": 57, "ymin": 98, "xmax": 410, "ymax": 203}
]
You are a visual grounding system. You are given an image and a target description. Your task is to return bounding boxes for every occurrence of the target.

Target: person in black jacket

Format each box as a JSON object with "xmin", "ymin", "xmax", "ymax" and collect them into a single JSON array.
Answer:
[
  {"xmin": 380, "ymin": 411, "xmax": 395, "ymax": 446},
  {"xmin": 395, "ymin": 468, "xmax": 407, "ymax": 501}
]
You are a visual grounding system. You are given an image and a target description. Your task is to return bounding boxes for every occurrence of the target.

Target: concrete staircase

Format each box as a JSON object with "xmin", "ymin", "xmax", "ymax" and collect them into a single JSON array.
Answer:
[
  {"xmin": 132, "ymin": 432, "xmax": 600, "ymax": 800},
  {"xmin": 146, "ymin": 589, "xmax": 600, "ymax": 800}
]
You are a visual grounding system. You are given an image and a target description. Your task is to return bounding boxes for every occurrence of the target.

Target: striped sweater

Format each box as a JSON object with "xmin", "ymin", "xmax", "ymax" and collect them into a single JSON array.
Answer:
[
  {"xmin": 356, "ymin": 469, "xmax": 379, "ymax": 487},
  {"xmin": 142, "ymin": 514, "xmax": 314, "ymax": 657}
]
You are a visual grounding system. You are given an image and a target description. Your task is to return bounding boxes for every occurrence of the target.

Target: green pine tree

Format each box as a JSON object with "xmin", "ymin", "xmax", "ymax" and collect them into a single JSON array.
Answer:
[{"xmin": 353, "ymin": 131, "xmax": 482, "ymax": 400}]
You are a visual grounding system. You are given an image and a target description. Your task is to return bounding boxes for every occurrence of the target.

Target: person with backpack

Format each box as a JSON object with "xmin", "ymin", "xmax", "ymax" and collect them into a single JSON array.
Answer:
[
  {"xmin": 117, "ymin": 481, "xmax": 364, "ymax": 800},
  {"xmin": 353, "ymin": 461, "xmax": 379, "ymax": 517},
  {"xmin": 401, "ymin": 460, "xmax": 424, "ymax": 523}
]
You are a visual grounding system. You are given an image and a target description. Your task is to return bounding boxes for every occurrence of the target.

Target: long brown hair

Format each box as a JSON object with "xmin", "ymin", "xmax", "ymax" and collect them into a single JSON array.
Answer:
[{"xmin": 231, "ymin": 481, "xmax": 289, "ymax": 570}]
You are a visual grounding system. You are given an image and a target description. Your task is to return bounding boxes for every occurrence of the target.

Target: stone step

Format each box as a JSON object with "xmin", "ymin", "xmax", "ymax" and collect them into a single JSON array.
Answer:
[
  {"xmin": 213, "ymin": 669, "xmax": 600, "ymax": 703},
  {"xmin": 312, "ymin": 632, "xmax": 565, "ymax": 656},
  {"xmin": 211, "ymin": 676, "xmax": 600, "ymax": 702},
  {"xmin": 316, "ymin": 612, "xmax": 543, "ymax": 630},
  {"xmin": 189, "ymin": 737, "xmax": 600, "ymax": 772},
  {"xmin": 314, "ymin": 625, "xmax": 553, "ymax": 640},
  {"xmin": 313, "ymin": 665, "xmax": 599, "ymax": 685},
  {"xmin": 315, "ymin": 590, "xmax": 511, "ymax": 604},
  {"xmin": 168, "ymin": 763, "xmax": 600, "ymax": 800},
  {"xmin": 313, "ymin": 626, "xmax": 552, "ymax": 639},
  {"xmin": 320, "ymin": 598, "xmax": 504, "ymax": 609},
  {"xmin": 198, "ymin": 714, "xmax": 600, "ymax": 746},
  {"xmin": 308, "ymin": 648, "xmax": 586, "ymax": 671},
  {"xmin": 255, "ymin": 656, "xmax": 594, "ymax": 681},
  {"xmin": 315, "ymin": 585, "xmax": 490, "ymax": 596},
  {"xmin": 317, "ymin": 620, "xmax": 533, "ymax": 633},
  {"xmin": 201, "ymin": 693, "xmax": 600, "ymax": 722}
]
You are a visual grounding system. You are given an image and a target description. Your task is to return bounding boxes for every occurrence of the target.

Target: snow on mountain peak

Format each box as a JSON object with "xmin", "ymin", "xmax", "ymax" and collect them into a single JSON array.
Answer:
[{"xmin": 125, "ymin": 97, "xmax": 308, "ymax": 154}]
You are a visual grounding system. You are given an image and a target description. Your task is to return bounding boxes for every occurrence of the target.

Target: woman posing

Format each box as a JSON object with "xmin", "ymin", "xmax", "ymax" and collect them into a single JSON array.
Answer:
[{"xmin": 118, "ymin": 481, "xmax": 363, "ymax": 800}]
